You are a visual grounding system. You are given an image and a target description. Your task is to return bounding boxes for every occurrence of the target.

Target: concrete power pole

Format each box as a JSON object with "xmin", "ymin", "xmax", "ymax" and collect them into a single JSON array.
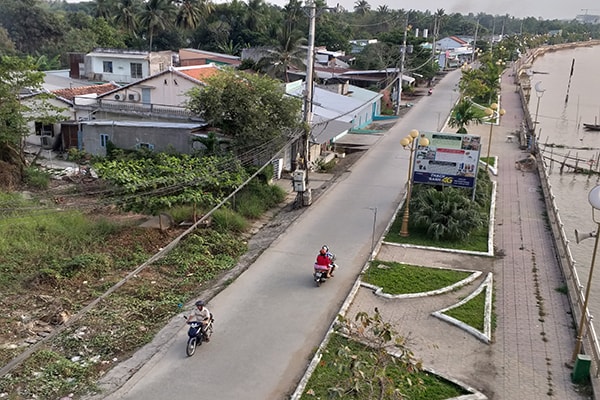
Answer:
[
  {"xmin": 299, "ymin": 0, "xmax": 317, "ymax": 206},
  {"xmin": 394, "ymin": 18, "xmax": 408, "ymax": 116}
]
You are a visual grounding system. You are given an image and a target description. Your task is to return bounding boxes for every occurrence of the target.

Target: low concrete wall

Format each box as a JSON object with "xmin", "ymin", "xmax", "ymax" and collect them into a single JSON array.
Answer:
[{"xmin": 515, "ymin": 43, "xmax": 600, "ymax": 395}]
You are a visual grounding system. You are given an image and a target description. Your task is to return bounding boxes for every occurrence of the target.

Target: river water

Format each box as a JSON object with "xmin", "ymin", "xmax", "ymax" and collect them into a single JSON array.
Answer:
[{"xmin": 527, "ymin": 45, "xmax": 600, "ymax": 333}]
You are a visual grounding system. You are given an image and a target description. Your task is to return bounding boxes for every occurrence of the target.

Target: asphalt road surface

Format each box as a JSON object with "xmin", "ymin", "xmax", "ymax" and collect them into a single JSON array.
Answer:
[{"xmin": 100, "ymin": 68, "xmax": 463, "ymax": 400}]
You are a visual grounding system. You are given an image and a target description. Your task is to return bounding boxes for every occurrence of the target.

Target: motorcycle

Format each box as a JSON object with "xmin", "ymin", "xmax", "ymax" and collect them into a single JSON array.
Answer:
[
  {"xmin": 184, "ymin": 316, "xmax": 214, "ymax": 357},
  {"xmin": 428, "ymin": 89, "xmax": 433, "ymax": 96},
  {"xmin": 313, "ymin": 254, "xmax": 337, "ymax": 287}
]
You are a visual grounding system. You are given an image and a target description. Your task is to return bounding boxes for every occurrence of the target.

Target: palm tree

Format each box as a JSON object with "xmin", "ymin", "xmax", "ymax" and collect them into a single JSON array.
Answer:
[
  {"xmin": 283, "ymin": 0, "xmax": 303, "ymax": 32},
  {"xmin": 376, "ymin": 5, "xmax": 389, "ymax": 14},
  {"xmin": 244, "ymin": 0, "xmax": 266, "ymax": 33},
  {"xmin": 94, "ymin": 0, "xmax": 116, "ymax": 20},
  {"xmin": 175, "ymin": 0, "xmax": 211, "ymax": 32},
  {"xmin": 448, "ymin": 98, "xmax": 487, "ymax": 133},
  {"xmin": 257, "ymin": 27, "xmax": 306, "ymax": 82},
  {"xmin": 353, "ymin": 0, "xmax": 371, "ymax": 15},
  {"xmin": 139, "ymin": 0, "xmax": 175, "ymax": 51},
  {"xmin": 114, "ymin": 0, "xmax": 141, "ymax": 36}
]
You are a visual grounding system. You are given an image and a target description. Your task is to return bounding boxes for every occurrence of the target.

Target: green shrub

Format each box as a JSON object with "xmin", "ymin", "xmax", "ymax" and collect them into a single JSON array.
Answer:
[
  {"xmin": 23, "ymin": 167, "xmax": 50, "ymax": 189},
  {"xmin": 211, "ymin": 208, "xmax": 248, "ymax": 233}
]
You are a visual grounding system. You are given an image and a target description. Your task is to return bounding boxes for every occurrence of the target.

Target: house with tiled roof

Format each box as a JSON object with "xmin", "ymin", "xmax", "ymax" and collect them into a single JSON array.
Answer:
[
  {"xmin": 73, "ymin": 64, "xmax": 223, "ymax": 155},
  {"xmin": 75, "ymin": 64, "xmax": 221, "ymax": 123},
  {"xmin": 22, "ymin": 82, "xmax": 121, "ymax": 150}
]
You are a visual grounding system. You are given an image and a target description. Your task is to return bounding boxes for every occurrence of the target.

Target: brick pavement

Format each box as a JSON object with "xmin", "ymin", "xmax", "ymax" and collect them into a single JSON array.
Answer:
[{"xmin": 344, "ymin": 70, "xmax": 590, "ymax": 399}]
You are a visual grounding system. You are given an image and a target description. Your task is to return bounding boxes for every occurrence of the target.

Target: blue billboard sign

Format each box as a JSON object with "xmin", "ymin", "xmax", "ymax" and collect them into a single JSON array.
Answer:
[{"xmin": 411, "ymin": 132, "xmax": 481, "ymax": 189}]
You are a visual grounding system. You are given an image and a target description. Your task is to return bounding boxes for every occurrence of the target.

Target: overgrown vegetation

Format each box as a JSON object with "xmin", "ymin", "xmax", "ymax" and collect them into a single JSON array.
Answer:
[
  {"xmin": 0, "ymin": 155, "xmax": 286, "ymax": 399},
  {"xmin": 300, "ymin": 310, "xmax": 469, "ymax": 399}
]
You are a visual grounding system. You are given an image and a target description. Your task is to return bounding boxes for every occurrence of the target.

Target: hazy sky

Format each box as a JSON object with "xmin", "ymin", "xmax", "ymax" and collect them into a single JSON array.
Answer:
[{"xmin": 63, "ymin": 0, "xmax": 597, "ymax": 21}]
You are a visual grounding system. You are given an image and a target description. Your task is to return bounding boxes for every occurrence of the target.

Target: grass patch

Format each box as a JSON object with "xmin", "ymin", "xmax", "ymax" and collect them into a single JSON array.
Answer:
[
  {"xmin": 300, "ymin": 334, "xmax": 469, "ymax": 399},
  {"xmin": 444, "ymin": 289, "xmax": 487, "ymax": 331},
  {"xmin": 363, "ymin": 261, "xmax": 471, "ymax": 295},
  {"xmin": 480, "ymin": 157, "xmax": 496, "ymax": 167}
]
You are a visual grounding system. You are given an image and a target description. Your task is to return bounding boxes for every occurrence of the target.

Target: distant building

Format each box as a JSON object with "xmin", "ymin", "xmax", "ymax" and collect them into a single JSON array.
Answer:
[
  {"xmin": 575, "ymin": 14, "xmax": 600, "ymax": 24},
  {"xmin": 82, "ymin": 48, "xmax": 174, "ymax": 84}
]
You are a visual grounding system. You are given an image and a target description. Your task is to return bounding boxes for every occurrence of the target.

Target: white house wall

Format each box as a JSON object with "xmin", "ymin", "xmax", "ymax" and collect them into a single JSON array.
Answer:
[
  {"xmin": 23, "ymin": 96, "xmax": 72, "ymax": 147},
  {"xmin": 86, "ymin": 55, "xmax": 149, "ymax": 83},
  {"xmin": 104, "ymin": 72, "xmax": 198, "ymax": 107}
]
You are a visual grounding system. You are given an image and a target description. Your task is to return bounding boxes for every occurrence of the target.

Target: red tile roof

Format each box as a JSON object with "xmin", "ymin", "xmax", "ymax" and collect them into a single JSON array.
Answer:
[
  {"xmin": 52, "ymin": 83, "xmax": 120, "ymax": 101},
  {"xmin": 176, "ymin": 65, "xmax": 220, "ymax": 82}
]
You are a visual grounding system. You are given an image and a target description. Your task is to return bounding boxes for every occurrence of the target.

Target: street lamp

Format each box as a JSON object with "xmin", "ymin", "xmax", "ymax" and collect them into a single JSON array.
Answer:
[
  {"xmin": 533, "ymin": 81, "xmax": 546, "ymax": 146},
  {"xmin": 484, "ymin": 103, "xmax": 506, "ymax": 165},
  {"xmin": 399, "ymin": 129, "xmax": 430, "ymax": 237},
  {"xmin": 570, "ymin": 185, "xmax": 600, "ymax": 366}
]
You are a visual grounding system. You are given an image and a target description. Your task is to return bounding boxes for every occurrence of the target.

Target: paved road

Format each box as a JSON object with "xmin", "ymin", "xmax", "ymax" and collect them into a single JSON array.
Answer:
[{"xmin": 96, "ymin": 70, "xmax": 464, "ymax": 400}]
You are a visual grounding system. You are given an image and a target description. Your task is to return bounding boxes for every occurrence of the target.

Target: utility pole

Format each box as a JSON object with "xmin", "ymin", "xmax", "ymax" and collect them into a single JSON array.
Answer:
[
  {"xmin": 472, "ymin": 19, "xmax": 479, "ymax": 63},
  {"xmin": 394, "ymin": 17, "xmax": 408, "ymax": 116},
  {"xmin": 295, "ymin": 0, "xmax": 317, "ymax": 207}
]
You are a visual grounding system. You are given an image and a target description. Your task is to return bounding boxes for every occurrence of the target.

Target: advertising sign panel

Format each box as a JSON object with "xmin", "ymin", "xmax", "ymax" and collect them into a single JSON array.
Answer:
[{"xmin": 412, "ymin": 132, "xmax": 481, "ymax": 189}]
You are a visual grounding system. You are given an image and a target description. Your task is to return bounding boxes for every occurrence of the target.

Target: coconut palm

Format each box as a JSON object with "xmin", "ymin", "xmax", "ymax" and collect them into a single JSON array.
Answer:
[
  {"xmin": 257, "ymin": 27, "xmax": 306, "ymax": 82},
  {"xmin": 353, "ymin": 0, "xmax": 371, "ymax": 15},
  {"xmin": 114, "ymin": 0, "xmax": 141, "ymax": 36},
  {"xmin": 94, "ymin": 0, "xmax": 116, "ymax": 20},
  {"xmin": 448, "ymin": 98, "xmax": 487, "ymax": 134},
  {"xmin": 139, "ymin": 0, "xmax": 176, "ymax": 51},
  {"xmin": 175, "ymin": 0, "xmax": 213, "ymax": 31}
]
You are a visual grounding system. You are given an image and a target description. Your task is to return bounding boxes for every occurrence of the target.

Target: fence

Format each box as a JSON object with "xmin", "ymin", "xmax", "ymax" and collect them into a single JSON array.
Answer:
[{"xmin": 514, "ymin": 46, "xmax": 600, "ymax": 395}]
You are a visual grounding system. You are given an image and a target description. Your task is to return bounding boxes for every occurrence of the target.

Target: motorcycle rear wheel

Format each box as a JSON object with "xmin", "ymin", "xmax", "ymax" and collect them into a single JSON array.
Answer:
[{"xmin": 186, "ymin": 337, "xmax": 197, "ymax": 356}]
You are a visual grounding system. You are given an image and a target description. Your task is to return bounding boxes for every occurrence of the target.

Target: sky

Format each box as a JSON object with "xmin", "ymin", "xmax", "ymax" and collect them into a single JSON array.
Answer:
[{"xmin": 63, "ymin": 0, "xmax": 598, "ymax": 21}]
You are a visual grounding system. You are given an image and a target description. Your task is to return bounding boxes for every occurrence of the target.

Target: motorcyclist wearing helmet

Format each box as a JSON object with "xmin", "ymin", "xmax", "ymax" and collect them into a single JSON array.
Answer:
[
  {"xmin": 315, "ymin": 245, "xmax": 335, "ymax": 278},
  {"xmin": 188, "ymin": 300, "xmax": 212, "ymax": 341}
]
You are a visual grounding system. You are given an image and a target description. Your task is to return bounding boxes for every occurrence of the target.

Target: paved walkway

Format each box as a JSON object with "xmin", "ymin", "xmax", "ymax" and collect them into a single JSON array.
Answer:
[{"xmin": 344, "ymin": 70, "xmax": 588, "ymax": 399}]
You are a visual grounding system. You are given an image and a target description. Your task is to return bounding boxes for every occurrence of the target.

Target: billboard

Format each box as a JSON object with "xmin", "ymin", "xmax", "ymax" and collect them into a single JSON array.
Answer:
[{"xmin": 412, "ymin": 132, "xmax": 481, "ymax": 189}]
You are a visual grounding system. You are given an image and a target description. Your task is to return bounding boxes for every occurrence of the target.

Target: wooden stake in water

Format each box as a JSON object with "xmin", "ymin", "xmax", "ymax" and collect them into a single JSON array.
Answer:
[{"xmin": 565, "ymin": 58, "xmax": 575, "ymax": 103}]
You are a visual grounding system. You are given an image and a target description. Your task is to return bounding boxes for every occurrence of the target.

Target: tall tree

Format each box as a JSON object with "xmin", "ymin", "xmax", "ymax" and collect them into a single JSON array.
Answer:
[
  {"xmin": 139, "ymin": 0, "xmax": 175, "ymax": 51},
  {"xmin": 186, "ymin": 69, "xmax": 302, "ymax": 155},
  {"xmin": 257, "ymin": 27, "xmax": 307, "ymax": 82},
  {"xmin": 114, "ymin": 0, "xmax": 142, "ymax": 36},
  {"xmin": 174, "ymin": 0, "xmax": 204, "ymax": 32},
  {"xmin": 353, "ymin": 0, "xmax": 370, "ymax": 15},
  {"xmin": 94, "ymin": 0, "xmax": 116, "ymax": 20},
  {"xmin": 0, "ymin": 56, "xmax": 59, "ymax": 187}
]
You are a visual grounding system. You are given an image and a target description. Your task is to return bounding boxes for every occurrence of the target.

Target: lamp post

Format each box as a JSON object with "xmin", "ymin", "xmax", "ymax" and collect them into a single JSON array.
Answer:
[
  {"xmin": 533, "ymin": 81, "xmax": 546, "ymax": 147},
  {"xmin": 484, "ymin": 102, "xmax": 506, "ymax": 165},
  {"xmin": 399, "ymin": 129, "xmax": 430, "ymax": 237},
  {"xmin": 570, "ymin": 185, "xmax": 600, "ymax": 365}
]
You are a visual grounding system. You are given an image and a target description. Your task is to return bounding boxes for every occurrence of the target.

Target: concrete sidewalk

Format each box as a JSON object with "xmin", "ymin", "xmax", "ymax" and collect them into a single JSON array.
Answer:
[{"xmin": 343, "ymin": 70, "xmax": 588, "ymax": 399}]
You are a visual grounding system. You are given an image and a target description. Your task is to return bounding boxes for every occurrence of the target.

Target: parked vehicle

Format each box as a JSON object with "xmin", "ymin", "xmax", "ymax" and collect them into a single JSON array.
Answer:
[{"xmin": 184, "ymin": 316, "xmax": 214, "ymax": 357}]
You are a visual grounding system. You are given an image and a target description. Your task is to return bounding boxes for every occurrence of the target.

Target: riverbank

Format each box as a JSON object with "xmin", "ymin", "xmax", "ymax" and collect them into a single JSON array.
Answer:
[{"xmin": 512, "ymin": 40, "xmax": 600, "ymax": 398}]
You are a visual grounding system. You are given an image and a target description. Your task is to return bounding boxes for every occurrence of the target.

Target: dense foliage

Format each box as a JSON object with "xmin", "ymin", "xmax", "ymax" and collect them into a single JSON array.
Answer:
[
  {"xmin": 1, "ymin": 0, "xmax": 599, "ymax": 70},
  {"xmin": 186, "ymin": 69, "xmax": 302, "ymax": 155},
  {"xmin": 408, "ymin": 168, "xmax": 491, "ymax": 242},
  {"xmin": 0, "ymin": 56, "xmax": 64, "ymax": 188},
  {"xmin": 93, "ymin": 152, "xmax": 249, "ymax": 213}
]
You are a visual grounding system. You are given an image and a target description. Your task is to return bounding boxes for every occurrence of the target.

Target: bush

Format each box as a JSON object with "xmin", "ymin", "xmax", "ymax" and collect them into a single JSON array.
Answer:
[
  {"xmin": 411, "ymin": 185, "xmax": 485, "ymax": 241},
  {"xmin": 23, "ymin": 167, "xmax": 50, "ymax": 189},
  {"xmin": 211, "ymin": 208, "xmax": 249, "ymax": 233}
]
